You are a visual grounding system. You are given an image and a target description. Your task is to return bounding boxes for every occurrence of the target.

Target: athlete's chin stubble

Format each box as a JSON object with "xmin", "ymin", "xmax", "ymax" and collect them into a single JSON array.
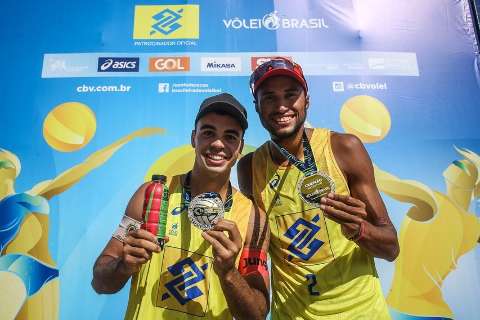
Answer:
[{"xmin": 262, "ymin": 114, "xmax": 307, "ymax": 141}]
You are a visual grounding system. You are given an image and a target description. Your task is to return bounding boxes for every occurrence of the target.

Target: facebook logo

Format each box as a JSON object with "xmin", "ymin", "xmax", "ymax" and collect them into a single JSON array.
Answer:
[{"xmin": 158, "ymin": 83, "xmax": 170, "ymax": 93}]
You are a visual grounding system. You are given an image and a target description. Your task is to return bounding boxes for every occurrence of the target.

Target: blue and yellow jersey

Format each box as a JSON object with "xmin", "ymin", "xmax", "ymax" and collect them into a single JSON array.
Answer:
[
  {"xmin": 251, "ymin": 128, "xmax": 390, "ymax": 319},
  {"xmin": 125, "ymin": 174, "xmax": 251, "ymax": 320}
]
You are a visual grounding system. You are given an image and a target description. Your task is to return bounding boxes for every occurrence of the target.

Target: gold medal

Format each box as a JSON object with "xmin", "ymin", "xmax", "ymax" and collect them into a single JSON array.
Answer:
[{"xmin": 297, "ymin": 172, "xmax": 335, "ymax": 205}]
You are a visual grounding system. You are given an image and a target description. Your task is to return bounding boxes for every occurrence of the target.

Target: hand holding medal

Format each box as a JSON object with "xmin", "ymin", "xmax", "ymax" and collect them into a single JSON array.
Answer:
[
  {"xmin": 272, "ymin": 130, "xmax": 368, "ymax": 240},
  {"xmin": 188, "ymin": 192, "xmax": 225, "ymax": 230},
  {"xmin": 182, "ymin": 171, "xmax": 241, "ymax": 277},
  {"xmin": 183, "ymin": 171, "xmax": 234, "ymax": 231},
  {"xmin": 320, "ymin": 193, "xmax": 368, "ymax": 241}
]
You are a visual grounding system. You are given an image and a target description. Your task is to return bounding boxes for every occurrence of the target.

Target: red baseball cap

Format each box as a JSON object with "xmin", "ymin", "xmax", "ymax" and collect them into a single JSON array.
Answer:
[{"xmin": 250, "ymin": 57, "xmax": 308, "ymax": 96}]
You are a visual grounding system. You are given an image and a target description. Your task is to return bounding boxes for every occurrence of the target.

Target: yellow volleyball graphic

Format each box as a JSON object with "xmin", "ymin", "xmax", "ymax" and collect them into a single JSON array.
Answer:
[
  {"xmin": 146, "ymin": 145, "xmax": 196, "ymax": 181},
  {"xmin": 146, "ymin": 144, "xmax": 257, "ymax": 182},
  {"xmin": 340, "ymin": 95, "xmax": 391, "ymax": 143},
  {"xmin": 43, "ymin": 102, "xmax": 96, "ymax": 152}
]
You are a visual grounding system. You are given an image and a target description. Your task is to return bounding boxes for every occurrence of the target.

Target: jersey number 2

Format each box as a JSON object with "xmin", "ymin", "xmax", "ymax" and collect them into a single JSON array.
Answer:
[{"xmin": 306, "ymin": 274, "xmax": 320, "ymax": 296}]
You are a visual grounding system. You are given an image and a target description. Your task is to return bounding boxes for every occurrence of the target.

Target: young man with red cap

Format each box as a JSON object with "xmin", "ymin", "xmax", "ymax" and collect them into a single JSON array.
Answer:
[
  {"xmin": 92, "ymin": 93, "xmax": 270, "ymax": 320},
  {"xmin": 238, "ymin": 58, "xmax": 399, "ymax": 319}
]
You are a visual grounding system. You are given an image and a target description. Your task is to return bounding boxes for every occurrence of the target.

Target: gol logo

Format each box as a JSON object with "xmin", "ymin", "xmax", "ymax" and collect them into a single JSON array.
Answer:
[
  {"xmin": 149, "ymin": 57, "xmax": 190, "ymax": 72},
  {"xmin": 250, "ymin": 56, "xmax": 292, "ymax": 71}
]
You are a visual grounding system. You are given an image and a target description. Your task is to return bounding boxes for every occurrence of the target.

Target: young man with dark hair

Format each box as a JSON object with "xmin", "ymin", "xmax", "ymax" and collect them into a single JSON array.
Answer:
[
  {"xmin": 92, "ymin": 93, "xmax": 270, "ymax": 320},
  {"xmin": 238, "ymin": 58, "xmax": 399, "ymax": 319}
]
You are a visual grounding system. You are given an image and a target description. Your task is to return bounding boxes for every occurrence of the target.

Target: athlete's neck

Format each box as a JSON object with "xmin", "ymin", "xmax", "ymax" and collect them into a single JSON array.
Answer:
[
  {"xmin": 270, "ymin": 126, "xmax": 311, "ymax": 166},
  {"xmin": 189, "ymin": 165, "xmax": 230, "ymax": 201}
]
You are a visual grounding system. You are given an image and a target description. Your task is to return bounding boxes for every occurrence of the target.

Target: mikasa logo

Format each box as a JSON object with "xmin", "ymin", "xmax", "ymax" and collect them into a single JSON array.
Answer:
[{"xmin": 200, "ymin": 57, "xmax": 242, "ymax": 72}]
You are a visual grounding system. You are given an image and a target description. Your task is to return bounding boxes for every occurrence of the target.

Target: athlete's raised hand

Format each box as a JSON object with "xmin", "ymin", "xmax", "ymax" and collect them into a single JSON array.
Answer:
[
  {"xmin": 320, "ymin": 192, "xmax": 368, "ymax": 240},
  {"xmin": 202, "ymin": 219, "xmax": 243, "ymax": 278}
]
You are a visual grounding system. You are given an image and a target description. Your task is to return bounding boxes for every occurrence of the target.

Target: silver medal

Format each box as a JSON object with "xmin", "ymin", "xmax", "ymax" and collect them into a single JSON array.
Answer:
[{"xmin": 188, "ymin": 192, "xmax": 225, "ymax": 230}]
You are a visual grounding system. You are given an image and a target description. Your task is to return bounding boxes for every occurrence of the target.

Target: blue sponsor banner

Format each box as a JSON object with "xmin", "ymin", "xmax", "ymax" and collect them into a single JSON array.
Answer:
[
  {"xmin": 1, "ymin": 1, "xmax": 479, "ymax": 320},
  {"xmin": 43, "ymin": 51, "xmax": 419, "ymax": 77}
]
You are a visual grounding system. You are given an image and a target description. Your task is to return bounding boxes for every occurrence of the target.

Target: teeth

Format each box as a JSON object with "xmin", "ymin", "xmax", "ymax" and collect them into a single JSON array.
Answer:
[
  {"xmin": 207, "ymin": 154, "xmax": 224, "ymax": 160},
  {"xmin": 275, "ymin": 115, "xmax": 293, "ymax": 123}
]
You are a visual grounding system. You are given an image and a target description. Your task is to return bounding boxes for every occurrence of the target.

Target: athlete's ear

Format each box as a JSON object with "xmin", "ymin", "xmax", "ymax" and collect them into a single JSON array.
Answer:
[
  {"xmin": 191, "ymin": 130, "xmax": 196, "ymax": 148},
  {"xmin": 305, "ymin": 94, "xmax": 310, "ymax": 111}
]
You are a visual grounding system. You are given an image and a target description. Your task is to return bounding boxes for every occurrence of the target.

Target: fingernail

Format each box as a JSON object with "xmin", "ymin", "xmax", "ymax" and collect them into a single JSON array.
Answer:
[
  {"xmin": 320, "ymin": 204, "xmax": 326, "ymax": 210},
  {"xmin": 320, "ymin": 197, "xmax": 326, "ymax": 204},
  {"xmin": 328, "ymin": 193, "xmax": 334, "ymax": 198}
]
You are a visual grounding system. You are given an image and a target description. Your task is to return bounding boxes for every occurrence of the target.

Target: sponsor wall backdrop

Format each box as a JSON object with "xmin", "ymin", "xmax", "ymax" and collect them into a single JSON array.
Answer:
[{"xmin": 1, "ymin": 0, "xmax": 479, "ymax": 319}]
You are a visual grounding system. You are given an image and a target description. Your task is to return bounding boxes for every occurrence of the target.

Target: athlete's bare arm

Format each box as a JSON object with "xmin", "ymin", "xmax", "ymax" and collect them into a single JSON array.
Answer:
[
  {"xmin": 324, "ymin": 132, "xmax": 399, "ymax": 261},
  {"xmin": 92, "ymin": 183, "xmax": 161, "ymax": 293},
  {"xmin": 202, "ymin": 204, "xmax": 270, "ymax": 320},
  {"xmin": 237, "ymin": 153, "xmax": 254, "ymax": 200}
]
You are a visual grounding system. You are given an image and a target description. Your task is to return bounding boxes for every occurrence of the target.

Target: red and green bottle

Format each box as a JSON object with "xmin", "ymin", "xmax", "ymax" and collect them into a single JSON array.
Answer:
[{"xmin": 142, "ymin": 174, "xmax": 169, "ymax": 249}]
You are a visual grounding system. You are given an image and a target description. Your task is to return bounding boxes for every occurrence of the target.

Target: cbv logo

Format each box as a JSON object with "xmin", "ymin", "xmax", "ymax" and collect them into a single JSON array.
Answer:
[
  {"xmin": 284, "ymin": 215, "xmax": 324, "ymax": 261},
  {"xmin": 151, "ymin": 8, "xmax": 183, "ymax": 35},
  {"xmin": 161, "ymin": 257, "xmax": 208, "ymax": 305},
  {"xmin": 97, "ymin": 57, "xmax": 139, "ymax": 72}
]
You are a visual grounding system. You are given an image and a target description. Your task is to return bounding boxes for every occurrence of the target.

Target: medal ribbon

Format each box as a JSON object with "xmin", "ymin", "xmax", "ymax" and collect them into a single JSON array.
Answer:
[
  {"xmin": 182, "ymin": 171, "xmax": 233, "ymax": 212},
  {"xmin": 271, "ymin": 131, "xmax": 318, "ymax": 176}
]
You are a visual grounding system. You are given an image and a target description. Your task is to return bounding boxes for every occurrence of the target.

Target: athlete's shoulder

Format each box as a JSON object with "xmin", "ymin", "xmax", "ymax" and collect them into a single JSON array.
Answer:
[
  {"xmin": 238, "ymin": 152, "xmax": 253, "ymax": 174},
  {"xmin": 238, "ymin": 142, "xmax": 268, "ymax": 173},
  {"xmin": 230, "ymin": 188, "xmax": 255, "ymax": 229},
  {"xmin": 237, "ymin": 152, "xmax": 255, "ymax": 199},
  {"xmin": 330, "ymin": 132, "xmax": 372, "ymax": 178},
  {"xmin": 330, "ymin": 132, "xmax": 365, "ymax": 154},
  {"xmin": 232, "ymin": 187, "xmax": 254, "ymax": 205},
  {"xmin": 309, "ymin": 126, "xmax": 330, "ymax": 136}
]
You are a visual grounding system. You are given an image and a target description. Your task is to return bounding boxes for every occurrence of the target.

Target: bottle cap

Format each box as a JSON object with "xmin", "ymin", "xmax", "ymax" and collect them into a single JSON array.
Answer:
[{"xmin": 152, "ymin": 174, "xmax": 167, "ymax": 183}]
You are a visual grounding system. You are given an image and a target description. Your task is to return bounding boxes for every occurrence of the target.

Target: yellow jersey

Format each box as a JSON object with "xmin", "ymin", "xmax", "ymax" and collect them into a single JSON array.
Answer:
[
  {"xmin": 125, "ymin": 174, "xmax": 251, "ymax": 320},
  {"xmin": 251, "ymin": 128, "xmax": 390, "ymax": 319}
]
